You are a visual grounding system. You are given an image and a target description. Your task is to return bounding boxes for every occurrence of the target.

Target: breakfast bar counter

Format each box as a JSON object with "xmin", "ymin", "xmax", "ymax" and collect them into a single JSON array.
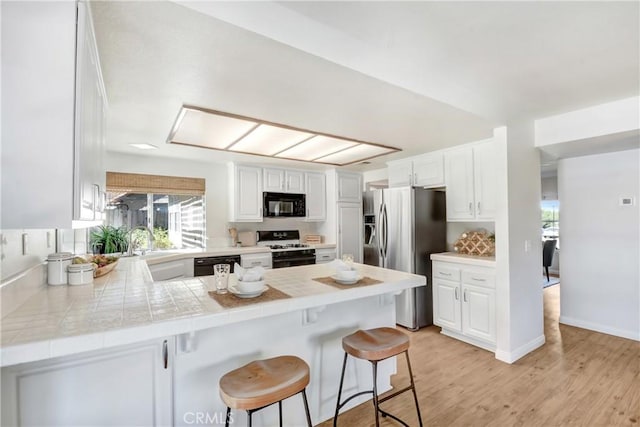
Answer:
[{"xmin": 1, "ymin": 258, "xmax": 424, "ymax": 426}]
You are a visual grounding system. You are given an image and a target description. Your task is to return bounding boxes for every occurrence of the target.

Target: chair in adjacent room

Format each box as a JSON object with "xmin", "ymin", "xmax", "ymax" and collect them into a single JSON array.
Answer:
[{"xmin": 543, "ymin": 239, "xmax": 557, "ymax": 282}]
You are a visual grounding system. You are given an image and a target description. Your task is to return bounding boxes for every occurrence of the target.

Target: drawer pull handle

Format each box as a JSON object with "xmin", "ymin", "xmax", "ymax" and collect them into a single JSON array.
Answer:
[
  {"xmin": 454, "ymin": 287, "xmax": 459, "ymax": 300},
  {"xmin": 471, "ymin": 277, "xmax": 486, "ymax": 282},
  {"xmin": 463, "ymin": 289, "xmax": 468, "ymax": 302},
  {"xmin": 251, "ymin": 261, "xmax": 261, "ymax": 266},
  {"xmin": 439, "ymin": 272, "xmax": 452, "ymax": 276}
]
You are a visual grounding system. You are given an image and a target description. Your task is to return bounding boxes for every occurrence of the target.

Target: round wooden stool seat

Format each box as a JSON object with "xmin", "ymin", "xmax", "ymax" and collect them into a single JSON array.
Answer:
[
  {"xmin": 342, "ymin": 327, "xmax": 410, "ymax": 361},
  {"xmin": 219, "ymin": 356, "xmax": 310, "ymax": 411}
]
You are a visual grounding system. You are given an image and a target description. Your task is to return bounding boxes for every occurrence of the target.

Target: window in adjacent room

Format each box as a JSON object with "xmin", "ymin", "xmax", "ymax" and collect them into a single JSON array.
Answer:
[{"xmin": 541, "ymin": 200, "xmax": 559, "ymax": 248}]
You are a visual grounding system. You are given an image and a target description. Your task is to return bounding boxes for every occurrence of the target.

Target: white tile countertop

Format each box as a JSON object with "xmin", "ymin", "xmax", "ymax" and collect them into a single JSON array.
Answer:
[
  {"xmin": 0, "ymin": 258, "xmax": 422, "ymax": 367},
  {"xmin": 430, "ymin": 252, "xmax": 496, "ymax": 267}
]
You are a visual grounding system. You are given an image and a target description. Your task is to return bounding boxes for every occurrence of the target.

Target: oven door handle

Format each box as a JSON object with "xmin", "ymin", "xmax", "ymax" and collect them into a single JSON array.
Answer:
[{"xmin": 273, "ymin": 256, "xmax": 316, "ymax": 263}]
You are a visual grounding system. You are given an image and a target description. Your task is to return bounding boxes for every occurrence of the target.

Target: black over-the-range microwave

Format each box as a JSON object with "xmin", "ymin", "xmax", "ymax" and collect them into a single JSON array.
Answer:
[{"xmin": 263, "ymin": 192, "xmax": 306, "ymax": 217}]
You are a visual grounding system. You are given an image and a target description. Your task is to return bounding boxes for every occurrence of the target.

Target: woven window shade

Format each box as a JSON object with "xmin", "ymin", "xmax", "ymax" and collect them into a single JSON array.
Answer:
[{"xmin": 106, "ymin": 172, "xmax": 205, "ymax": 195}]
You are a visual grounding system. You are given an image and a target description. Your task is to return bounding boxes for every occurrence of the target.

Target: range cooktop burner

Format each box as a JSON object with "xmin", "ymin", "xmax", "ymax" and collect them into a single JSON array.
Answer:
[{"xmin": 268, "ymin": 243, "xmax": 311, "ymax": 250}]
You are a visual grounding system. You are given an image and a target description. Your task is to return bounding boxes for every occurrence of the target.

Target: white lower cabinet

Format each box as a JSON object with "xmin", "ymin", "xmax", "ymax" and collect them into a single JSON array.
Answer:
[
  {"xmin": 315, "ymin": 247, "xmax": 336, "ymax": 264},
  {"xmin": 1, "ymin": 338, "xmax": 174, "ymax": 426},
  {"xmin": 433, "ymin": 261, "xmax": 496, "ymax": 350}
]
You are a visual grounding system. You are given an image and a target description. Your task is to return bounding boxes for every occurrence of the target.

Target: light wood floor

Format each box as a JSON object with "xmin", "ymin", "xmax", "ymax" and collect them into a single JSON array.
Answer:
[{"xmin": 320, "ymin": 285, "xmax": 640, "ymax": 426}]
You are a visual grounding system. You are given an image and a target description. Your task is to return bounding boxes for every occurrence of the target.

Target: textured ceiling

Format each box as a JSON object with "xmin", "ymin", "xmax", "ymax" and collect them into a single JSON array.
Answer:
[{"xmin": 93, "ymin": 1, "xmax": 639, "ymax": 170}]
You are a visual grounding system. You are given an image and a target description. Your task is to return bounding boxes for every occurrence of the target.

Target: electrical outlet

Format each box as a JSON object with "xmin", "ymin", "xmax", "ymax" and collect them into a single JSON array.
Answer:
[
  {"xmin": 47, "ymin": 231, "xmax": 52, "ymax": 248},
  {"xmin": 524, "ymin": 239, "xmax": 531, "ymax": 253}
]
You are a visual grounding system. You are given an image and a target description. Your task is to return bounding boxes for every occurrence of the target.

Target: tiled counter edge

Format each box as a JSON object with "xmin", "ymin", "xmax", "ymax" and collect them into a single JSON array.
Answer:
[{"xmin": 1, "ymin": 264, "xmax": 423, "ymax": 367}]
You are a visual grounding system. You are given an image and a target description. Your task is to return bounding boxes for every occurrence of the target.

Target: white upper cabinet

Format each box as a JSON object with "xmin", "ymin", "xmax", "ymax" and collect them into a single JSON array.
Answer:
[
  {"xmin": 413, "ymin": 152, "xmax": 444, "ymax": 188},
  {"xmin": 336, "ymin": 172, "xmax": 362, "ymax": 203},
  {"xmin": 445, "ymin": 139, "xmax": 497, "ymax": 221},
  {"xmin": 75, "ymin": 2, "xmax": 107, "ymax": 222},
  {"xmin": 263, "ymin": 168, "xmax": 284, "ymax": 193},
  {"xmin": 388, "ymin": 152, "xmax": 444, "ymax": 188},
  {"xmin": 472, "ymin": 140, "xmax": 498, "ymax": 220},
  {"xmin": 229, "ymin": 164, "xmax": 263, "ymax": 222},
  {"xmin": 445, "ymin": 148, "xmax": 475, "ymax": 220},
  {"xmin": 305, "ymin": 172, "xmax": 326, "ymax": 221},
  {"xmin": 263, "ymin": 168, "xmax": 305, "ymax": 193},
  {"xmin": 388, "ymin": 160, "xmax": 413, "ymax": 188},
  {"xmin": 0, "ymin": 1, "xmax": 106, "ymax": 229}
]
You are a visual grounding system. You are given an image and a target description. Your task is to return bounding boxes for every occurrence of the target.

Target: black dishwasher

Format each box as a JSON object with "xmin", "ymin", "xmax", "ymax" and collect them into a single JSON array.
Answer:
[{"xmin": 194, "ymin": 255, "xmax": 241, "ymax": 277}]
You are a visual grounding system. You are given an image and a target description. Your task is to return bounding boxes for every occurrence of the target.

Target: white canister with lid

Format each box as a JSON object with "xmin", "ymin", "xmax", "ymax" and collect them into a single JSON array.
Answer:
[
  {"xmin": 67, "ymin": 263, "xmax": 95, "ymax": 286},
  {"xmin": 47, "ymin": 252, "xmax": 73, "ymax": 285}
]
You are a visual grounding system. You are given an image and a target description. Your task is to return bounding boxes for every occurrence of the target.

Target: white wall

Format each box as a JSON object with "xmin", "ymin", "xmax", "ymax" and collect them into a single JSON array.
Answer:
[
  {"xmin": 558, "ymin": 149, "xmax": 639, "ymax": 340},
  {"xmin": 535, "ymin": 96, "xmax": 640, "ymax": 147},
  {"xmin": 0, "ymin": 229, "xmax": 54, "ymax": 282},
  {"xmin": 541, "ymin": 176, "xmax": 558, "ymax": 201},
  {"xmin": 495, "ymin": 124, "xmax": 545, "ymax": 363}
]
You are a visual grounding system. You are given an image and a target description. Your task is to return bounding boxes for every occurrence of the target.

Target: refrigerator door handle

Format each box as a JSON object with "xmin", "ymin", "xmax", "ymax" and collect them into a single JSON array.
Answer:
[
  {"xmin": 382, "ymin": 203, "xmax": 389, "ymax": 259},
  {"xmin": 377, "ymin": 202, "xmax": 384, "ymax": 261}
]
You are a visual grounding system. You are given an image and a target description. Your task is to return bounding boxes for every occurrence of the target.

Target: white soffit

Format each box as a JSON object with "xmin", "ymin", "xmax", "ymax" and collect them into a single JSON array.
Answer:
[{"xmin": 167, "ymin": 106, "xmax": 400, "ymax": 166}]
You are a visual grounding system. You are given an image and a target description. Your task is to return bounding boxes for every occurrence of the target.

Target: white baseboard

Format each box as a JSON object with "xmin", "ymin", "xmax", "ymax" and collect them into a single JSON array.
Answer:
[
  {"xmin": 495, "ymin": 334, "xmax": 546, "ymax": 364},
  {"xmin": 559, "ymin": 316, "xmax": 640, "ymax": 341}
]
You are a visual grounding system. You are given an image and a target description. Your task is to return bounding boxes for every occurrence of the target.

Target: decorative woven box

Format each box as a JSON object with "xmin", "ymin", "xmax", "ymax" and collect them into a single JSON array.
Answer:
[{"xmin": 453, "ymin": 230, "xmax": 495, "ymax": 256}]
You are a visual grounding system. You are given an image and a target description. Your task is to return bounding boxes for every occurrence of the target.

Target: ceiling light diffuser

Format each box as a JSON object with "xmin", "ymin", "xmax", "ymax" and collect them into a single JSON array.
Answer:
[
  {"xmin": 167, "ymin": 105, "xmax": 401, "ymax": 166},
  {"xmin": 129, "ymin": 143, "xmax": 158, "ymax": 150}
]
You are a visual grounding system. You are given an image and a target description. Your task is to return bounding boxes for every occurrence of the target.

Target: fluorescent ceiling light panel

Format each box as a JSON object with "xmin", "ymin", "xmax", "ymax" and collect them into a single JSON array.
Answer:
[
  {"xmin": 315, "ymin": 144, "xmax": 396, "ymax": 164},
  {"xmin": 129, "ymin": 143, "xmax": 158, "ymax": 150},
  {"xmin": 167, "ymin": 106, "xmax": 401, "ymax": 165},
  {"xmin": 276, "ymin": 136, "xmax": 357, "ymax": 161},
  {"xmin": 228, "ymin": 124, "xmax": 313, "ymax": 155},
  {"xmin": 172, "ymin": 108, "xmax": 257, "ymax": 149}
]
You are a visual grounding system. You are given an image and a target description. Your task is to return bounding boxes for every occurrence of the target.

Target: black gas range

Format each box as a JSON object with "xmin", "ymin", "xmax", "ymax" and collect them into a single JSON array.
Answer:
[{"xmin": 257, "ymin": 230, "xmax": 316, "ymax": 269}]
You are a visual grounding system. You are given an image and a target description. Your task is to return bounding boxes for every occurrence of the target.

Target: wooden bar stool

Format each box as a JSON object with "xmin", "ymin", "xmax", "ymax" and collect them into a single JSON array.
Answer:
[
  {"xmin": 333, "ymin": 327, "xmax": 423, "ymax": 427},
  {"xmin": 219, "ymin": 355, "xmax": 313, "ymax": 427}
]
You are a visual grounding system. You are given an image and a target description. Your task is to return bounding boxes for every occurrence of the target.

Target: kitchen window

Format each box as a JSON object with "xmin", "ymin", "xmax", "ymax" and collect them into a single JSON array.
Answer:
[{"xmin": 105, "ymin": 172, "xmax": 206, "ymax": 250}]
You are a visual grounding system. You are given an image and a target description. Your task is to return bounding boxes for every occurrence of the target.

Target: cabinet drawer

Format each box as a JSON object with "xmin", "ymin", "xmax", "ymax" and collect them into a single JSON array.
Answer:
[
  {"xmin": 433, "ymin": 264, "xmax": 460, "ymax": 281},
  {"xmin": 461, "ymin": 270, "xmax": 495, "ymax": 288}
]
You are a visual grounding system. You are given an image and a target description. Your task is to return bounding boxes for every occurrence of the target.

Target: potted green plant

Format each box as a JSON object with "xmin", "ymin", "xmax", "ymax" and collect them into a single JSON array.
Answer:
[{"xmin": 90, "ymin": 225, "xmax": 129, "ymax": 254}]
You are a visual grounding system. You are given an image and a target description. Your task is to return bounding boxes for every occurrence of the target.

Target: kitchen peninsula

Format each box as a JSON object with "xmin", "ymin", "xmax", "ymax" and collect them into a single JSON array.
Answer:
[{"xmin": 1, "ymin": 258, "xmax": 425, "ymax": 426}]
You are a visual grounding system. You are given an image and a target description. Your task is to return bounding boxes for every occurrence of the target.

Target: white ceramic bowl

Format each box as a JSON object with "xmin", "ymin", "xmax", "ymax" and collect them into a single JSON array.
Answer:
[
  {"xmin": 336, "ymin": 269, "xmax": 358, "ymax": 281},
  {"xmin": 235, "ymin": 279, "xmax": 266, "ymax": 294}
]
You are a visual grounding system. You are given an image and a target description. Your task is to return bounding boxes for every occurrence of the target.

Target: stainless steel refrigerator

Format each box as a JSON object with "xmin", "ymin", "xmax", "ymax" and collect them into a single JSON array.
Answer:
[{"xmin": 363, "ymin": 187, "xmax": 447, "ymax": 330}]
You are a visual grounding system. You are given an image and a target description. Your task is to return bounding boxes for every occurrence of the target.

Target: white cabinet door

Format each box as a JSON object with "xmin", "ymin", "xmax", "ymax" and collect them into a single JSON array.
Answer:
[
  {"xmin": 433, "ymin": 277, "xmax": 462, "ymax": 332},
  {"xmin": 1, "ymin": 1, "xmax": 106, "ymax": 229},
  {"xmin": 74, "ymin": 2, "xmax": 106, "ymax": 222},
  {"xmin": 445, "ymin": 148, "xmax": 475, "ymax": 220},
  {"xmin": 336, "ymin": 172, "xmax": 362, "ymax": 203},
  {"xmin": 337, "ymin": 203, "xmax": 363, "ymax": 262},
  {"xmin": 241, "ymin": 252, "xmax": 272, "ymax": 269},
  {"xmin": 413, "ymin": 152, "xmax": 444, "ymax": 188},
  {"xmin": 230, "ymin": 165, "xmax": 263, "ymax": 222},
  {"xmin": 462, "ymin": 284, "xmax": 496, "ymax": 343},
  {"xmin": 305, "ymin": 172, "xmax": 326, "ymax": 221},
  {"xmin": 285, "ymin": 170, "xmax": 305, "ymax": 193},
  {"xmin": 1, "ymin": 338, "xmax": 173, "ymax": 427},
  {"xmin": 263, "ymin": 168, "xmax": 284, "ymax": 192},
  {"xmin": 387, "ymin": 160, "xmax": 413, "ymax": 188},
  {"xmin": 473, "ymin": 140, "xmax": 498, "ymax": 221}
]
